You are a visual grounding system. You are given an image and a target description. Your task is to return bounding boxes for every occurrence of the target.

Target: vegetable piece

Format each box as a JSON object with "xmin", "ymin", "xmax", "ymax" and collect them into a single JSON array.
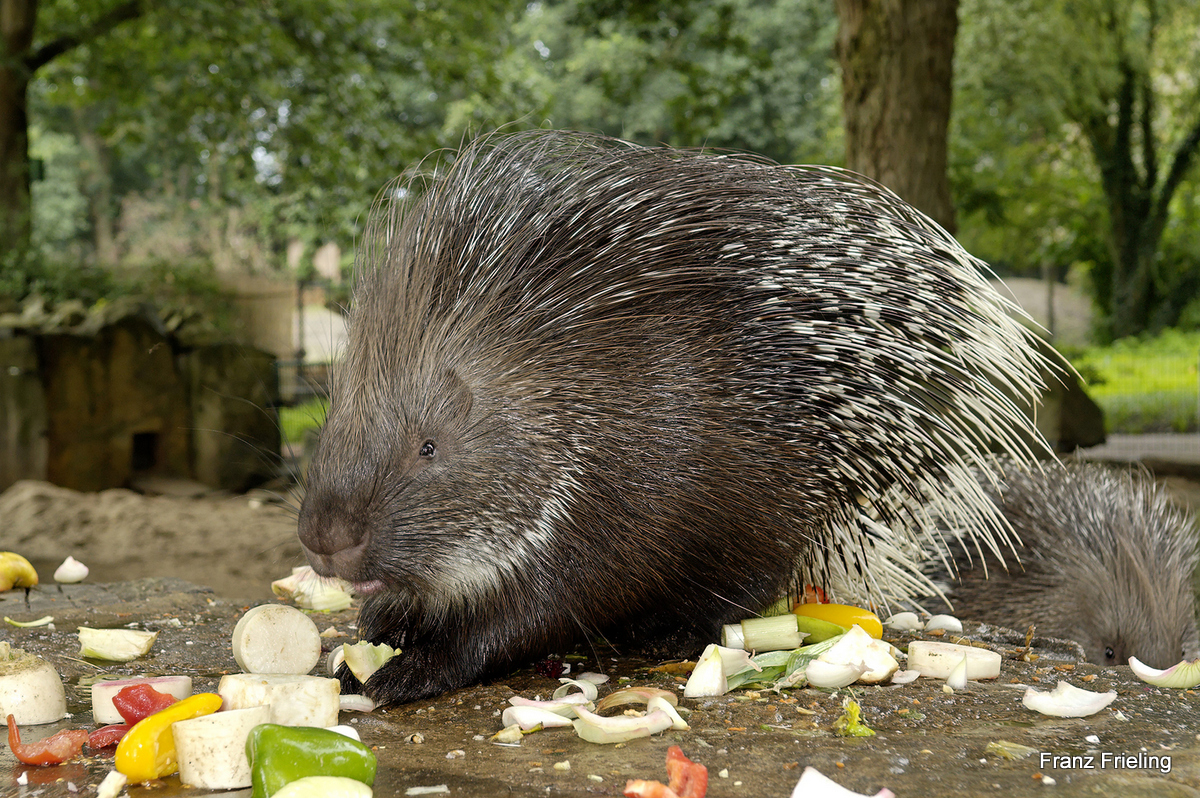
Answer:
[
  {"xmin": 272, "ymin": 776, "xmax": 374, "ymax": 798},
  {"xmin": 624, "ymin": 745, "xmax": 707, "ymax": 798},
  {"xmin": 0, "ymin": 552, "xmax": 38, "ymax": 591},
  {"xmin": 571, "ymin": 704, "xmax": 673, "ymax": 744},
  {"xmin": 789, "ymin": 766, "xmax": 896, "ymax": 798},
  {"xmin": 232, "ymin": 604, "xmax": 322, "ymax": 675},
  {"xmin": 271, "ymin": 566, "xmax": 355, "ymax": 612},
  {"xmin": 0, "ymin": 642, "xmax": 67, "ymax": 725},
  {"xmin": 174, "ymin": 705, "xmax": 271, "ymax": 790},
  {"xmin": 91, "ymin": 676, "xmax": 193, "ymax": 725},
  {"xmin": 813, "ymin": 625, "xmax": 898, "ymax": 684},
  {"xmin": 96, "ymin": 770, "xmax": 128, "ymax": 798},
  {"xmin": 218, "ymin": 673, "xmax": 341, "ymax": 727},
  {"xmin": 945, "ymin": 655, "xmax": 968, "ymax": 691},
  {"xmin": 112, "ymin": 683, "xmax": 177, "ymax": 725},
  {"xmin": 78, "ymin": 627, "xmax": 159, "ymax": 661},
  {"xmin": 740, "ymin": 615, "xmax": 804, "ymax": 651},
  {"xmin": 924, "ymin": 614, "xmax": 962, "ymax": 633},
  {"xmin": 832, "ymin": 698, "xmax": 875, "ymax": 738},
  {"xmin": 114, "ymin": 692, "xmax": 222, "ymax": 782},
  {"xmin": 596, "ymin": 687, "xmax": 678, "ymax": 712},
  {"xmin": 4, "ymin": 615, "xmax": 53, "ymax": 627},
  {"xmin": 501, "ymin": 704, "xmax": 576, "ymax": 730},
  {"xmin": 53, "ymin": 556, "xmax": 89, "ymax": 584},
  {"xmin": 342, "ymin": 641, "xmax": 396, "ymax": 684},
  {"xmin": 884, "ymin": 612, "xmax": 922, "ymax": 631},
  {"xmin": 793, "ymin": 603, "xmax": 883, "ymax": 639},
  {"xmin": 87, "ymin": 724, "xmax": 130, "ymax": 749},
  {"xmin": 246, "ymin": 723, "xmax": 377, "ymax": 798},
  {"xmin": 7, "ymin": 714, "xmax": 89, "ymax": 765},
  {"xmin": 907, "ymin": 641, "xmax": 1001, "ymax": 680},
  {"xmin": 664, "ymin": 746, "xmax": 708, "ymax": 798},
  {"xmin": 682, "ymin": 644, "xmax": 728, "ymax": 698},
  {"xmin": 1022, "ymin": 681, "xmax": 1117, "ymax": 718},
  {"xmin": 804, "ymin": 660, "xmax": 867, "ymax": 689},
  {"xmin": 1128, "ymin": 656, "xmax": 1200, "ymax": 689}
]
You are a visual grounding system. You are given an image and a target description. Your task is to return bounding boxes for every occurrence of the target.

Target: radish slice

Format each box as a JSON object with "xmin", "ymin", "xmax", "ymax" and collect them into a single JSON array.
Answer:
[
  {"xmin": 1022, "ymin": 681, "xmax": 1117, "ymax": 717},
  {"xmin": 1128, "ymin": 657, "xmax": 1200, "ymax": 689},
  {"xmin": 174, "ymin": 705, "xmax": 270, "ymax": 789},
  {"xmin": 0, "ymin": 642, "xmax": 67, "ymax": 725},
  {"xmin": 218, "ymin": 673, "xmax": 340, "ymax": 727},
  {"xmin": 231, "ymin": 604, "xmax": 321, "ymax": 675},
  {"xmin": 908, "ymin": 641, "xmax": 1001, "ymax": 680},
  {"xmin": 91, "ymin": 676, "xmax": 193, "ymax": 725},
  {"xmin": 78, "ymin": 627, "xmax": 159, "ymax": 661}
]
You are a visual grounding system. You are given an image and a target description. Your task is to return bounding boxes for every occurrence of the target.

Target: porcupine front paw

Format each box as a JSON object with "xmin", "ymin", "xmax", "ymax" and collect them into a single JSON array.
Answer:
[{"xmin": 337, "ymin": 644, "xmax": 488, "ymax": 706}]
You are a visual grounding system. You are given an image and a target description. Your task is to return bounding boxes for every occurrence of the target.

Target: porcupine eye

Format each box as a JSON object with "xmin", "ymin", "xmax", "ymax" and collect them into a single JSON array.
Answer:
[
  {"xmin": 1104, "ymin": 646, "xmax": 1115, "ymax": 661},
  {"xmin": 419, "ymin": 440, "xmax": 437, "ymax": 458}
]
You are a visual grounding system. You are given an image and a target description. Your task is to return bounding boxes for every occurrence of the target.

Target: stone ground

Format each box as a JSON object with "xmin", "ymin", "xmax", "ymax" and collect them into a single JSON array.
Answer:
[{"xmin": 3, "ymin": 437, "xmax": 1200, "ymax": 797}]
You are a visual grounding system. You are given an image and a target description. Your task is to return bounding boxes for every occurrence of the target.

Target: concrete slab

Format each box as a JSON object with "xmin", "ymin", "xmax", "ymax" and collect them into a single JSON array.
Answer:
[{"xmin": 3, "ymin": 579, "xmax": 1199, "ymax": 798}]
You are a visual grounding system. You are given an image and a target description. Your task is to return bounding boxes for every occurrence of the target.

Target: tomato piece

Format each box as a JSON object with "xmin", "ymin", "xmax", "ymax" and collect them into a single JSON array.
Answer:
[
  {"xmin": 665, "ymin": 746, "xmax": 708, "ymax": 798},
  {"xmin": 112, "ymin": 682, "xmax": 177, "ymax": 725},
  {"xmin": 87, "ymin": 723, "xmax": 129, "ymax": 749},
  {"xmin": 624, "ymin": 779, "xmax": 681, "ymax": 798},
  {"xmin": 793, "ymin": 602, "xmax": 884, "ymax": 639},
  {"xmin": 6, "ymin": 714, "xmax": 89, "ymax": 766}
]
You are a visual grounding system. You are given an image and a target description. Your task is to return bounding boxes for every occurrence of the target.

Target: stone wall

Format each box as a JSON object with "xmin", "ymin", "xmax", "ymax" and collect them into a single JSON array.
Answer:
[{"xmin": 0, "ymin": 308, "xmax": 280, "ymax": 493}]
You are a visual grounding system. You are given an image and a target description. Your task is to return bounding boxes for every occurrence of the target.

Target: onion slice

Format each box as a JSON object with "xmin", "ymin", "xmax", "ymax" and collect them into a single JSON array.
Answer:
[
  {"xmin": 1022, "ymin": 681, "xmax": 1117, "ymax": 717},
  {"xmin": 571, "ymin": 704, "xmax": 673, "ymax": 744},
  {"xmin": 790, "ymin": 766, "xmax": 896, "ymax": 798},
  {"xmin": 1128, "ymin": 657, "xmax": 1200, "ymax": 689}
]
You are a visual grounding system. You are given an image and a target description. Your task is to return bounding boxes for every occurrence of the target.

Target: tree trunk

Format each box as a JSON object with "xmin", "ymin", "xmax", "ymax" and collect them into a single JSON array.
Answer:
[
  {"xmin": 0, "ymin": 0, "xmax": 36, "ymax": 255},
  {"xmin": 835, "ymin": 0, "xmax": 959, "ymax": 234}
]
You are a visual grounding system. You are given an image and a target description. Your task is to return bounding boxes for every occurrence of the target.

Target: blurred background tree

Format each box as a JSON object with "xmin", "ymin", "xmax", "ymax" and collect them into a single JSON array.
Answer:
[{"xmin": 2, "ymin": 0, "xmax": 1199, "ymax": 343}]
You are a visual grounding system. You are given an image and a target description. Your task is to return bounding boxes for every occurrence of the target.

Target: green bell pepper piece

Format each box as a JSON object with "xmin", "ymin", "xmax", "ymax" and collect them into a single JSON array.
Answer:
[{"xmin": 246, "ymin": 724, "xmax": 376, "ymax": 798}]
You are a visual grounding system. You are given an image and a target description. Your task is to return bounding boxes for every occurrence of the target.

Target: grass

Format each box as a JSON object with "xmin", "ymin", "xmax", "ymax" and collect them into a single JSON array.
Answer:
[
  {"xmin": 280, "ymin": 398, "xmax": 328, "ymax": 446},
  {"xmin": 1069, "ymin": 329, "xmax": 1200, "ymax": 434}
]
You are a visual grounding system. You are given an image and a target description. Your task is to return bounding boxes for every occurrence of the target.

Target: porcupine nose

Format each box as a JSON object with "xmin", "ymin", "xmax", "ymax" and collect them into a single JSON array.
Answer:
[{"xmin": 297, "ymin": 509, "xmax": 369, "ymax": 580}]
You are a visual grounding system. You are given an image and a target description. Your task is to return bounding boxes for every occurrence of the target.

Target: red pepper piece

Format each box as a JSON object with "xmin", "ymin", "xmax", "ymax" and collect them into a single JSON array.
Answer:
[
  {"xmin": 665, "ymin": 746, "xmax": 707, "ymax": 798},
  {"xmin": 87, "ymin": 723, "xmax": 129, "ymax": 749},
  {"xmin": 111, "ymin": 682, "xmax": 177, "ymax": 725},
  {"xmin": 6, "ymin": 714, "xmax": 89, "ymax": 766}
]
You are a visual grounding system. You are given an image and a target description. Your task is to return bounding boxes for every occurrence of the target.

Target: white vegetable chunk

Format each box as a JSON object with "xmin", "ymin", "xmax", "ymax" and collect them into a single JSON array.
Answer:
[
  {"xmin": 908, "ymin": 641, "xmax": 1001, "ymax": 680},
  {"xmin": 1022, "ymin": 681, "xmax": 1117, "ymax": 717},
  {"xmin": 91, "ymin": 675, "xmax": 193, "ymax": 724},
  {"xmin": 232, "ymin": 604, "xmax": 322, "ymax": 675},
  {"xmin": 175, "ymin": 705, "xmax": 271, "ymax": 789},
  {"xmin": 218, "ymin": 673, "xmax": 340, "ymax": 727},
  {"xmin": 0, "ymin": 642, "xmax": 67, "ymax": 725},
  {"xmin": 78, "ymin": 627, "xmax": 159, "ymax": 661},
  {"xmin": 53, "ymin": 556, "xmax": 89, "ymax": 584}
]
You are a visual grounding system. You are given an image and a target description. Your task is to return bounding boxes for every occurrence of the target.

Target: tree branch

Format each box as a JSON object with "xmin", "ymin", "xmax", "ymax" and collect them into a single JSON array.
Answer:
[
  {"xmin": 1147, "ymin": 108, "xmax": 1200, "ymax": 247},
  {"xmin": 25, "ymin": 0, "xmax": 145, "ymax": 73}
]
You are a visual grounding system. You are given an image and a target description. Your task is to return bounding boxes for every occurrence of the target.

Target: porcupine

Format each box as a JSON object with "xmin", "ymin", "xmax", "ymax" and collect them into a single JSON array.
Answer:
[
  {"xmin": 935, "ymin": 459, "xmax": 1199, "ymax": 669},
  {"xmin": 298, "ymin": 131, "xmax": 1051, "ymax": 705}
]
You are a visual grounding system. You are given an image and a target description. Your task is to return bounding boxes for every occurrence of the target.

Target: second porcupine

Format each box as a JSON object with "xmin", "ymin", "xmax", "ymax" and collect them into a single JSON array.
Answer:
[
  {"xmin": 298, "ymin": 131, "xmax": 1051, "ymax": 706},
  {"xmin": 938, "ymin": 460, "xmax": 1200, "ymax": 669}
]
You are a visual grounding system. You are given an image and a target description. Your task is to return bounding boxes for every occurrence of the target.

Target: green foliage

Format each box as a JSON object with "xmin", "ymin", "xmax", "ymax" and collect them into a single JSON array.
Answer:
[
  {"xmin": 1071, "ymin": 329, "xmax": 1200, "ymax": 433},
  {"xmin": 280, "ymin": 398, "xmax": 329, "ymax": 444}
]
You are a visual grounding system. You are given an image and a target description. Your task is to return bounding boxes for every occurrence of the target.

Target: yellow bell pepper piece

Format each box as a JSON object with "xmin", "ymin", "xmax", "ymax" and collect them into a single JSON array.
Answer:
[
  {"xmin": 0, "ymin": 552, "xmax": 38, "ymax": 591},
  {"xmin": 115, "ymin": 692, "xmax": 223, "ymax": 782},
  {"xmin": 793, "ymin": 603, "xmax": 884, "ymax": 639}
]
